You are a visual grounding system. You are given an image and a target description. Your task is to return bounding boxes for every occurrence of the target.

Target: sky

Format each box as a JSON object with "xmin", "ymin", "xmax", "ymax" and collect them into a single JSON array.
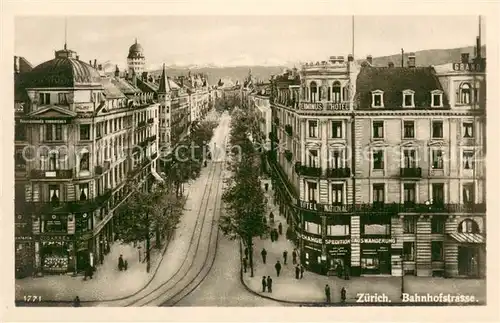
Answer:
[{"xmin": 15, "ymin": 16, "xmax": 484, "ymax": 70}]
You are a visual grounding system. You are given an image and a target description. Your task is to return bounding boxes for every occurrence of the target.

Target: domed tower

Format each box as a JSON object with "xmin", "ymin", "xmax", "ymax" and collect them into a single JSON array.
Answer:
[{"xmin": 127, "ymin": 38, "xmax": 145, "ymax": 75}]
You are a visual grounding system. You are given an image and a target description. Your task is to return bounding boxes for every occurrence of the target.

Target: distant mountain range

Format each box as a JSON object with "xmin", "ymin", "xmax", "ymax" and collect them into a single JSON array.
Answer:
[{"xmin": 149, "ymin": 45, "xmax": 486, "ymax": 86}]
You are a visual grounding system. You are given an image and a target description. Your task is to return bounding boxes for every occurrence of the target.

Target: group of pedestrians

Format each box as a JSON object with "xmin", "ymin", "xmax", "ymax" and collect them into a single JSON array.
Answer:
[
  {"xmin": 118, "ymin": 254, "xmax": 129, "ymax": 271},
  {"xmin": 324, "ymin": 285, "xmax": 347, "ymax": 303}
]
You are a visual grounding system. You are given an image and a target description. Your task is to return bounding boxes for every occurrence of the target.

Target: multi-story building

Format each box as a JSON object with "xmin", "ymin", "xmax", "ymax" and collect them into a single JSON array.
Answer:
[
  {"xmin": 14, "ymin": 43, "xmax": 159, "ymax": 277},
  {"xmin": 268, "ymin": 40, "xmax": 485, "ymax": 278},
  {"xmin": 186, "ymin": 73, "xmax": 210, "ymax": 124},
  {"xmin": 127, "ymin": 38, "xmax": 145, "ymax": 76},
  {"xmin": 248, "ymin": 83, "xmax": 272, "ymax": 172}
]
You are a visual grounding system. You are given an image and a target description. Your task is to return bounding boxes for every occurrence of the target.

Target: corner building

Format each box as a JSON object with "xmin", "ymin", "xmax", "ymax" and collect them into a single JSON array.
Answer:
[{"xmin": 269, "ymin": 49, "xmax": 486, "ymax": 278}]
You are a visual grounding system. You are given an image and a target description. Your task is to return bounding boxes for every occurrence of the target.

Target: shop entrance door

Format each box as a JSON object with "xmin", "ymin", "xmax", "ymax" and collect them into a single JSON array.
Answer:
[
  {"xmin": 378, "ymin": 250, "xmax": 391, "ymax": 274},
  {"xmin": 76, "ymin": 250, "xmax": 89, "ymax": 272},
  {"xmin": 458, "ymin": 246, "xmax": 479, "ymax": 277}
]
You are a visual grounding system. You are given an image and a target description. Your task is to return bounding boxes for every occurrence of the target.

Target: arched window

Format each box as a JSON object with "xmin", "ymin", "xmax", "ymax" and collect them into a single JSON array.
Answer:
[
  {"xmin": 332, "ymin": 81, "xmax": 341, "ymax": 103},
  {"xmin": 458, "ymin": 83, "xmax": 471, "ymax": 105},
  {"xmin": 458, "ymin": 219, "xmax": 480, "ymax": 234},
  {"xmin": 310, "ymin": 81, "xmax": 318, "ymax": 103}
]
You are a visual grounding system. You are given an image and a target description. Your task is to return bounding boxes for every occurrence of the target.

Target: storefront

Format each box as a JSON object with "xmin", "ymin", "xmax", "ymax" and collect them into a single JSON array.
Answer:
[
  {"xmin": 39, "ymin": 235, "xmax": 73, "ymax": 273},
  {"xmin": 360, "ymin": 240, "xmax": 394, "ymax": 275},
  {"xmin": 326, "ymin": 241, "xmax": 351, "ymax": 276},
  {"xmin": 15, "ymin": 213, "xmax": 34, "ymax": 278}
]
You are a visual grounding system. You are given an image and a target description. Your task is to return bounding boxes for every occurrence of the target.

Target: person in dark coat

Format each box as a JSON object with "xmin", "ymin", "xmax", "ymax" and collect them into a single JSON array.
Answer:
[
  {"xmin": 295, "ymin": 265, "xmax": 300, "ymax": 279},
  {"xmin": 275, "ymin": 260, "xmax": 282, "ymax": 277},
  {"xmin": 300, "ymin": 264, "xmax": 304, "ymax": 279},
  {"xmin": 274, "ymin": 229, "xmax": 279, "ymax": 241},
  {"xmin": 244, "ymin": 247, "xmax": 249, "ymax": 259},
  {"xmin": 292, "ymin": 249, "xmax": 297, "ymax": 265},
  {"xmin": 261, "ymin": 276, "xmax": 267, "ymax": 292},
  {"xmin": 118, "ymin": 254, "xmax": 124, "ymax": 271},
  {"xmin": 73, "ymin": 296, "xmax": 81, "ymax": 307},
  {"xmin": 340, "ymin": 287, "xmax": 347, "ymax": 303},
  {"xmin": 283, "ymin": 250, "xmax": 288, "ymax": 265},
  {"xmin": 243, "ymin": 257, "xmax": 248, "ymax": 273},
  {"xmin": 269, "ymin": 212, "xmax": 274, "ymax": 223},
  {"xmin": 278, "ymin": 222, "xmax": 283, "ymax": 235},
  {"xmin": 261, "ymin": 248, "xmax": 267, "ymax": 264},
  {"xmin": 124, "ymin": 260, "xmax": 128, "ymax": 270},
  {"xmin": 325, "ymin": 284, "xmax": 331, "ymax": 303},
  {"xmin": 267, "ymin": 276, "xmax": 273, "ymax": 293},
  {"xmin": 344, "ymin": 264, "xmax": 350, "ymax": 280},
  {"xmin": 270, "ymin": 230, "xmax": 275, "ymax": 242}
]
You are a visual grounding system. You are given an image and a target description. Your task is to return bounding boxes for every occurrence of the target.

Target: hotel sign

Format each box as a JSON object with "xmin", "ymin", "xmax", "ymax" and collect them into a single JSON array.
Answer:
[
  {"xmin": 325, "ymin": 102, "xmax": 349, "ymax": 111},
  {"xmin": 452, "ymin": 63, "xmax": 484, "ymax": 72},
  {"xmin": 299, "ymin": 200, "xmax": 350, "ymax": 213},
  {"xmin": 19, "ymin": 119, "xmax": 69, "ymax": 124}
]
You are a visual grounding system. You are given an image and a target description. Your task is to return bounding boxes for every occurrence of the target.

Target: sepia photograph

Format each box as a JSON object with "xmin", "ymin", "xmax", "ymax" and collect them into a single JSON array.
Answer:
[{"xmin": 4, "ymin": 7, "xmax": 496, "ymax": 320}]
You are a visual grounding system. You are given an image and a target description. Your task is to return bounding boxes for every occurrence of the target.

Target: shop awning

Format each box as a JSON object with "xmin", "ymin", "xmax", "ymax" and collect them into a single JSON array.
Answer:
[{"xmin": 448, "ymin": 232, "xmax": 485, "ymax": 244}]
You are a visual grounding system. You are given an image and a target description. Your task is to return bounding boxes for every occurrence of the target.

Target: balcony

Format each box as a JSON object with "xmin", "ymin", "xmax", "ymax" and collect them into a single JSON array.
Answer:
[
  {"xmin": 285, "ymin": 124, "xmax": 293, "ymax": 136},
  {"xmin": 400, "ymin": 167, "xmax": 422, "ymax": 178},
  {"xmin": 31, "ymin": 190, "xmax": 113, "ymax": 214},
  {"xmin": 137, "ymin": 121, "xmax": 146, "ymax": 128},
  {"xmin": 147, "ymin": 118, "xmax": 154, "ymax": 124},
  {"xmin": 30, "ymin": 169, "xmax": 73, "ymax": 180},
  {"xmin": 95, "ymin": 161, "xmax": 110, "ymax": 175},
  {"xmin": 326, "ymin": 167, "xmax": 351, "ymax": 178},
  {"xmin": 295, "ymin": 165, "xmax": 322, "ymax": 177}
]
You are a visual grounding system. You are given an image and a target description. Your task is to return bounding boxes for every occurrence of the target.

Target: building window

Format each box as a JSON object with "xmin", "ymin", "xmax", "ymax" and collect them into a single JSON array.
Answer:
[
  {"xmin": 372, "ymin": 150, "xmax": 384, "ymax": 170},
  {"xmin": 431, "ymin": 216, "xmax": 445, "ymax": 234},
  {"xmin": 328, "ymin": 150, "xmax": 342, "ymax": 169},
  {"xmin": 403, "ymin": 149, "xmax": 417, "ymax": 168},
  {"xmin": 308, "ymin": 149, "xmax": 318, "ymax": 167},
  {"xmin": 48, "ymin": 151, "xmax": 58, "ymax": 171},
  {"xmin": 462, "ymin": 150, "xmax": 475, "ymax": 169},
  {"xmin": 48, "ymin": 184, "xmax": 60, "ymax": 205},
  {"xmin": 458, "ymin": 219, "xmax": 479, "ymax": 233},
  {"xmin": 403, "ymin": 242, "xmax": 415, "ymax": 261},
  {"xmin": 45, "ymin": 125, "xmax": 63, "ymax": 141},
  {"xmin": 402, "ymin": 90, "xmax": 415, "ymax": 108},
  {"xmin": 432, "ymin": 183, "xmax": 445, "ymax": 205},
  {"xmin": 310, "ymin": 82, "xmax": 318, "ymax": 103},
  {"xmin": 363, "ymin": 223, "xmax": 390, "ymax": 235},
  {"xmin": 307, "ymin": 182, "xmax": 317, "ymax": 202},
  {"xmin": 80, "ymin": 124, "xmax": 90, "ymax": 140},
  {"xmin": 331, "ymin": 184, "xmax": 343, "ymax": 205},
  {"xmin": 305, "ymin": 221, "xmax": 321, "ymax": 235},
  {"xmin": 332, "ymin": 81, "xmax": 341, "ymax": 103},
  {"xmin": 403, "ymin": 216, "xmax": 415, "ymax": 234},
  {"xmin": 431, "ymin": 91, "xmax": 443, "ymax": 107},
  {"xmin": 15, "ymin": 149, "xmax": 26, "ymax": 170},
  {"xmin": 327, "ymin": 224, "xmax": 349, "ymax": 236},
  {"xmin": 403, "ymin": 183, "xmax": 416, "ymax": 205},
  {"xmin": 462, "ymin": 183, "xmax": 475, "ymax": 205},
  {"xmin": 371, "ymin": 90, "xmax": 384, "ymax": 108},
  {"xmin": 372, "ymin": 121, "xmax": 384, "ymax": 139},
  {"xmin": 331, "ymin": 121, "xmax": 342, "ymax": 138},
  {"xmin": 458, "ymin": 83, "xmax": 471, "ymax": 105},
  {"xmin": 373, "ymin": 184, "xmax": 385, "ymax": 204},
  {"xmin": 431, "ymin": 149, "xmax": 444, "ymax": 169},
  {"xmin": 58, "ymin": 93, "xmax": 69, "ymax": 104},
  {"xmin": 80, "ymin": 152, "xmax": 90, "ymax": 171},
  {"xmin": 15, "ymin": 124, "xmax": 26, "ymax": 141},
  {"xmin": 39, "ymin": 93, "xmax": 50, "ymax": 105},
  {"xmin": 403, "ymin": 121, "xmax": 415, "ymax": 138},
  {"xmin": 308, "ymin": 120, "xmax": 318, "ymax": 138},
  {"xmin": 432, "ymin": 121, "xmax": 443, "ymax": 138},
  {"xmin": 431, "ymin": 241, "xmax": 443, "ymax": 261},
  {"xmin": 79, "ymin": 183, "xmax": 89, "ymax": 201},
  {"xmin": 462, "ymin": 122, "xmax": 474, "ymax": 138}
]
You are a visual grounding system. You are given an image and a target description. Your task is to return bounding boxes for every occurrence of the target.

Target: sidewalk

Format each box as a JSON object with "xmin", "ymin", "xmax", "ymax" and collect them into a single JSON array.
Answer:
[
  {"xmin": 15, "ymin": 184, "xmax": 191, "ymax": 302},
  {"xmin": 241, "ymin": 179, "xmax": 486, "ymax": 304}
]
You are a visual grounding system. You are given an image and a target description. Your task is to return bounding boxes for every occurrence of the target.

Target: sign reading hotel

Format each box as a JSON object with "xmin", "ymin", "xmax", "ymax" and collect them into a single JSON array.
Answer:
[{"xmin": 452, "ymin": 62, "xmax": 484, "ymax": 72}]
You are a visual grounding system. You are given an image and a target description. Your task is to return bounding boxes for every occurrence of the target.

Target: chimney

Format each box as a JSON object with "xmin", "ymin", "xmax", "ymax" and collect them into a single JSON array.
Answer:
[
  {"xmin": 14, "ymin": 56, "xmax": 19, "ymax": 74},
  {"xmin": 114, "ymin": 65, "xmax": 120, "ymax": 77},
  {"xmin": 461, "ymin": 53, "xmax": 470, "ymax": 64},
  {"xmin": 388, "ymin": 61, "xmax": 394, "ymax": 68},
  {"xmin": 366, "ymin": 55, "xmax": 373, "ymax": 65},
  {"xmin": 98, "ymin": 64, "xmax": 102, "ymax": 71},
  {"xmin": 476, "ymin": 36, "xmax": 481, "ymax": 59},
  {"xmin": 407, "ymin": 52, "xmax": 416, "ymax": 68},
  {"xmin": 94, "ymin": 59, "xmax": 97, "ymax": 68},
  {"xmin": 89, "ymin": 60, "xmax": 92, "ymax": 66},
  {"xmin": 142, "ymin": 71, "xmax": 148, "ymax": 81},
  {"xmin": 347, "ymin": 54, "xmax": 354, "ymax": 62},
  {"xmin": 76, "ymin": 55, "xmax": 80, "ymax": 60}
]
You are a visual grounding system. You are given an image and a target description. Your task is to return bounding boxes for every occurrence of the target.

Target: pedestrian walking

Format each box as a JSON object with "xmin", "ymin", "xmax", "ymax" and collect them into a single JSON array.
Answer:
[
  {"xmin": 269, "ymin": 212, "xmax": 274, "ymax": 223},
  {"xmin": 100, "ymin": 253, "xmax": 104, "ymax": 265},
  {"xmin": 73, "ymin": 296, "xmax": 81, "ymax": 307},
  {"xmin": 83, "ymin": 264, "xmax": 93, "ymax": 280},
  {"xmin": 243, "ymin": 257, "xmax": 248, "ymax": 273},
  {"xmin": 275, "ymin": 260, "xmax": 282, "ymax": 277},
  {"xmin": 244, "ymin": 247, "xmax": 249, "ymax": 259},
  {"xmin": 325, "ymin": 284, "xmax": 331, "ymax": 303},
  {"xmin": 295, "ymin": 265, "xmax": 300, "ymax": 279},
  {"xmin": 270, "ymin": 230, "xmax": 275, "ymax": 242},
  {"xmin": 340, "ymin": 287, "xmax": 347, "ymax": 303},
  {"xmin": 283, "ymin": 250, "xmax": 288, "ymax": 265},
  {"xmin": 124, "ymin": 260, "xmax": 128, "ymax": 271},
  {"xmin": 267, "ymin": 276, "xmax": 273, "ymax": 293},
  {"xmin": 278, "ymin": 222, "xmax": 283, "ymax": 235},
  {"xmin": 118, "ymin": 254, "xmax": 124, "ymax": 271},
  {"xmin": 261, "ymin": 276, "xmax": 267, "ymax": 292},
  {"xmin": 292, "ymin": 249, "xmax": 297, "ymax": 265},
  {"xmin": 344, "ymin": 264, "xmax": 350, "ymax": 280},
  {"xmin": 274, "ymin": 229, "xmax": 279, "ymax": 241},
  {"xmin": 300, "ymin": 264, "xmax": 304, "ymax": 279},
  {"xmin": 261, "ymin": 248, "xmax": 267, "ymax": 264}
]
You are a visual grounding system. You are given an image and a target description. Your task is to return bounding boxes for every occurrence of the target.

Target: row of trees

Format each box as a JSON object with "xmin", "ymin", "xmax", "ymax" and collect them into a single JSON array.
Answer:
[
  {"xmin": 219, "ymin": 107, "xmax": 268, "ymax": 277},
  {"xmin": 115, "ymin": 118, "xmax": 218, "ymax": 272}
]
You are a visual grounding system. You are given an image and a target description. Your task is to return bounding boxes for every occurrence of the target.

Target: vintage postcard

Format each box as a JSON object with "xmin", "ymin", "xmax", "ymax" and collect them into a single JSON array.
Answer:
[{"xmin": 1, "ymin": 1, "xmax": 499, "ymax": 322}]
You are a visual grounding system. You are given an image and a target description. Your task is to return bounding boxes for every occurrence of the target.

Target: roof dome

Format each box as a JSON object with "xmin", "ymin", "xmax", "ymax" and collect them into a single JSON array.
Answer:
[
  {"xmin": 128, "ymin": 38, "xmax": 144, "ymax": 59},
  {"xmin": 25, "ymin": 48, "xmax": 101, "ymax": 88}
]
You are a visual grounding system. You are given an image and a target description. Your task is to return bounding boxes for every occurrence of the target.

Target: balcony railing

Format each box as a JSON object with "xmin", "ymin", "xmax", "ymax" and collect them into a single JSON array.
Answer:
[
  {"xmin": 285, "ymin": 124, "xmax": 293, "ymax": 136},
  {"xmin": 30, "ymin": 189, "xmax": 112, "ymax": 214},
  {"xmin": 295, "ymin": 165, "xmax": 322, "ymax": 177},
  {"xmin": 147, "ymin": 118, "xmax": 154, "ymax": 124},
  {"xmin": 94, "ymin": 161, "xmax": 110, "ymax": 175},
  {"xmin": 326, "ymin": 167, "xmax": 351, "ymax": 178},
  {"xmin": 400, "ymin": 167, "xmax": 422, "ymax": 178},
  {"xmin": 137, "ymin": 121, "xmax": 146, "ymax": 127},
  {"xmin": 30, "ymin": 169, "xmax": 73, "ymax": 179}
]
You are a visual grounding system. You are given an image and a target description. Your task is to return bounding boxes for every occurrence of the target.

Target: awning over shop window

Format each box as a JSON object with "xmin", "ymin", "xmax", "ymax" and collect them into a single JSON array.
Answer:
[{"xmin": 448, "ymin": 232, "xmax": 485, "ymax": 244}]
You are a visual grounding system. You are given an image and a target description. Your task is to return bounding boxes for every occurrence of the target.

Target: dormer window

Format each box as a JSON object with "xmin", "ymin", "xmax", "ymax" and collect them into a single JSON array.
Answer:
[
  {"xmin": 402, "ymin": 90, "xmax": 415, "ymax": 108},
  {"xmin": 371, "ymin": 90, "xmax": 384, "ymax": 108},
  {"xmin": 431, "ymin": 90, "xmax": 444, "ymax": 108}
]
